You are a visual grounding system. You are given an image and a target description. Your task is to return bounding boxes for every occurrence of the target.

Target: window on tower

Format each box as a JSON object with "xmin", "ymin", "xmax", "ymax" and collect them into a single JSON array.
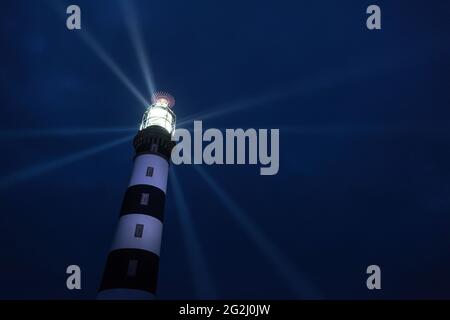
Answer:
[
  {"xmin": 146, "ymin": 166, "xmax": 154, "ymax": 177},
  {"xmin": 135, "ymin": 224, "xmax": 144, "ymax": 238},
  {"xmin": 127, "ymin": 260, "xmax": 138, "ymax": 277},
  {"xmin": 140, "ymin": 193, "xmax": 149, "ymax": 205}
]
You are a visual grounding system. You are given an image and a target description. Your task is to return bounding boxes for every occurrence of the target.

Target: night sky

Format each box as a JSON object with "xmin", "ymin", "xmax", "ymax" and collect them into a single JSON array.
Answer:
[{"xmin": 1, "ymin": 0, "xmax": 450, "ymax": 299}]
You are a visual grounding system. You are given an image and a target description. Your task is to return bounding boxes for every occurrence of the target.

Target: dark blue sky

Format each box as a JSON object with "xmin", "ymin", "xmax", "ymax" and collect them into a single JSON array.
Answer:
[{"xmin": 1, "ymin": 0, "xmax": 450, "ymax": 299}]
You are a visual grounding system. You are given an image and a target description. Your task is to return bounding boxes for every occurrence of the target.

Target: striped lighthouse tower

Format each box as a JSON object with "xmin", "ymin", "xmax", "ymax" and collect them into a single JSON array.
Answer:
[{"xmin": 98, "ymin": 92, "xmax": 176, "ymax": 300}]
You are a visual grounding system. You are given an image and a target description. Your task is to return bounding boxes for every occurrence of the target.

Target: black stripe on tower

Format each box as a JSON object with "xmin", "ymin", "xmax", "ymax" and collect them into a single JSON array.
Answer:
[
  {"xmin": 133, "ymin": 126, "xmax": 176, "ymax": 160},
  {"xmin": 99, "ymin": 248, "xmax": 160, "ymax": 294},
  {"xmin": 120, "ymin": 184, "xmax": 166, "ymax": 222}
]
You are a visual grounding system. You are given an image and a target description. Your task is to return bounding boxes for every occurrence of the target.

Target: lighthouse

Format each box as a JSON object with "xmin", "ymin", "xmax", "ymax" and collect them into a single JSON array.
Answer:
[{"xmin": 98, "ymin": 92, "xmax": 176, "ymax": 300}]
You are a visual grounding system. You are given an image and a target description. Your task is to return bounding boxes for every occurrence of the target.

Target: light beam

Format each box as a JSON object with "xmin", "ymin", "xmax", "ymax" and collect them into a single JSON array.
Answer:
[
  {"xmin": 80, "ymin": 31, "xmax": 149, "ymax": 107},
  {"xmin": 177, "ymin": 58, "xmax": 399, "ymax": 128},
  {"xmin": 0, "ymin": 126, "xmax": 137, "ymax": 140},
  {"xmin": 193, "ymin": 166, "xmax": 322, "ymax": 299},
  {"xmin": 170, "ymin": 169, "xmax": 218, "ymax": 299},
  {"xmin": 0, "ymin": 134, "xmax": 133, "ymax": 189},
  {"xmin": 47, "ymin": 0, "xmax": 148, "ymax": 108},
  {"xmin": 120, "ymin": 1, "xmax": 157, "ymax": 97}
]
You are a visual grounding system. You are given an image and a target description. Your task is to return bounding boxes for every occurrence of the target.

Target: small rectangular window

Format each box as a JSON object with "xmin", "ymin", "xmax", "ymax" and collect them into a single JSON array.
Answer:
[
  {"xmin": 140, "ymin": 193, "xmax": 149, "ymax": 205},
  {"xmin": 127, "ymin": 260, "xmax": 138, "ymax": 277},
  {"xmin": 146, "ymin": 166, "xmax": 154, "ymax": 177},
  {"xmin": 135, "ymin": 224, "xmax": 144, "ymax": 238}
]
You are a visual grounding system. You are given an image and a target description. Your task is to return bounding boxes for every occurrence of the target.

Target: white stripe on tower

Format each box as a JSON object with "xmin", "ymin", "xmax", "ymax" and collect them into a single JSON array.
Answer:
[
  {"xmin": 129, "ymin": 154, "xmax": 169, "ymax": 192},
  {"xmin": 109, "ymin": 214, "xmax": 163, "ymax": 254}
]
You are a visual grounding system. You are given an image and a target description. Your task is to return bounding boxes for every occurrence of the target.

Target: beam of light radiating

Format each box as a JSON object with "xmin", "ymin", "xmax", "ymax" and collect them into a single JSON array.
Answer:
[
  {"xmin": 177, "ymin": 49, "xmax": 420, "ymax": 128},
  {"xmin": 119, "ymin": 1, "xmax": 157, "ymax": 97},
  {"xmin": 0, "ymin": 126, "xmax": 137, "ymax": 140},
  {"xmin": 170, "ymin": 169, "xmax": 218, "ymax": 299},
  {"xmin": 279, "ymin": 125, "xmax": 450, "ymax": 137},
  {"xmin": 80, "ymin": 31, "xmax": 149, "ymax": 107},
  {"xmin": 176, "ymin": 93, "xmax": 286, "ymax": 128},
  {"xmin": 46, "ymin": 0, "xmax": 148, "ymax": 107},
  {"xmin": 178, "ymin": 73, "xmax": 360, "ymax": 126},
  {"xmin": 0, "ymin": 134, "xmax": 134, "ymax": 189},
  {"xmin": 193, "ymin": 166, "xmax": 322, "ymax": 299}
]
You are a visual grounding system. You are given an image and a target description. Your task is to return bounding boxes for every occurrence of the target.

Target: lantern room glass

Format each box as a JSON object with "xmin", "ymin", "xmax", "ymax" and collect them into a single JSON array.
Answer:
[{"xmin": 139, "ymin": 102, "xmax": 176, "ymax": 135}]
